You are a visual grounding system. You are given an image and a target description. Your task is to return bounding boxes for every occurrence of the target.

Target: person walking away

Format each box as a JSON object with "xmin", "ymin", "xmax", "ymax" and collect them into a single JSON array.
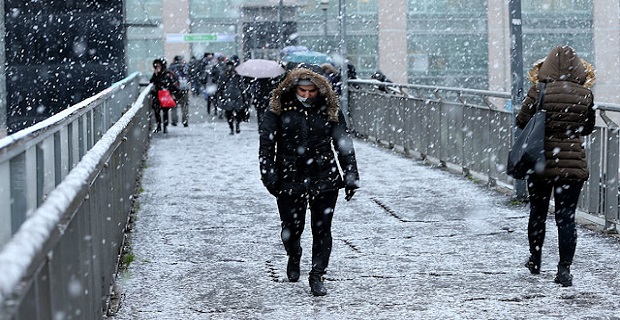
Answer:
[
  {"xmin": 188, "ymin": 55, "xmax": 201, "ymax": 96},
  {"xmin": 250, "ymin": 77, "xmax": 279, "ymax": 129},
  {"xmin": 258, "ymin": 67, "xmax": 360, "ymax": 296},
  {"xmin": 150, "ymin": 58, "xmax": 179, "ymax": 133},
  {"xmin": 217, "ymin": 60, "xmax": 248, "ymax": 134},
  {"xmin": 516, "ymin": 45, "xmax": 595, "ymax": 287},
  {"xmin": 168, "ymin": 55, "xmax": 191, "ymax": 127},
  {"xmin": 199, "ymin": 53, "xmax": 217, "ymax": 115},
  {"xmin": 210, "ymin": 54, "xmax": 227, "ymax": 118}
]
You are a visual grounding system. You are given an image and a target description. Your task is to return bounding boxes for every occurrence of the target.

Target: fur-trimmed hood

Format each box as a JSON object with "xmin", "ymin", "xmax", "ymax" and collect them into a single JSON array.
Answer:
[
  {"xmin": 269, "ymin": 68, "xmax": 340, "ymax": 122},
  {"xmin": 527, "ymin": 45, "xmax": 595, "ymax": 89}
]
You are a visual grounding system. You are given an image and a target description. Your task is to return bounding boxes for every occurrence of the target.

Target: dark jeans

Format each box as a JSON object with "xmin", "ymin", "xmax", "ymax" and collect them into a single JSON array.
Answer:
[
  {"xmin": 225, "ymin": 110, "xmax": 243, "ymax": 132},
  {"xmin": 153, "ymin": 106, "xmax": 169, "ymax": 128},
  {"xmin": 527, "ymin": 179, "xmax": 584, "ymax": 265},
  {"xmin": 276, "ymin": 190, "xmax": 338, "ymax": 276}
]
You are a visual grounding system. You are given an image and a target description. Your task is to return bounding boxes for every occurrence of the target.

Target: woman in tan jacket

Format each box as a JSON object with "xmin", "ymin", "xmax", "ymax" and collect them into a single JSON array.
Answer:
[{"xmin": 516, "ymin": 46, "xmax": 596, "ymax": 287}]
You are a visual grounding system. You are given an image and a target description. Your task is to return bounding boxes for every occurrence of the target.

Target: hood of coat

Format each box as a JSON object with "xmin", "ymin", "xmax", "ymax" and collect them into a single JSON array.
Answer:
[
  {"xmin": 269, "ymin": 67, "xmax": 340, "ymax": 122},
  {"xmin": 527, "ymin": 46, "xmax": 595, "ymax": 88}
]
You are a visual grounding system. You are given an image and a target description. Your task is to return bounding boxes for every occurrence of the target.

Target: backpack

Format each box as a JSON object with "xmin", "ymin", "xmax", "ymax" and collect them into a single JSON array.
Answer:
[{"xmin": 170, "ymin": 63, "xmax": 190, "ymax": 90}]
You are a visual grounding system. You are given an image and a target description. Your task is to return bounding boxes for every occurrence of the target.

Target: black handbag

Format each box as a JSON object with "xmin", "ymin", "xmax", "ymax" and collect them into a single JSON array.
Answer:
[{"xmin": 507, "ymin": 83, "xmax": 547, "ymax": 179}]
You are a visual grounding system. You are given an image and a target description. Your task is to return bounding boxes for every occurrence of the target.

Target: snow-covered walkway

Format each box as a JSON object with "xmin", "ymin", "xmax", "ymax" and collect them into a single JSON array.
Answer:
[{"xmin": 111, "ymin": 97, "xmax": 620, "ymax": 319}]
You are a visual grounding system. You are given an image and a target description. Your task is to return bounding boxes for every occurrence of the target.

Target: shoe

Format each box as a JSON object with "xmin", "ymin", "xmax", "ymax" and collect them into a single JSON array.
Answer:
[
  {"xmin": 183, "ymin": 122, "xmax": 188, "ymax": 127},
  {"xmin": 525, "ymin": 255, "xmax": 541, "ymax": 275},
  {"xmin": 554, "ymin": 263, "xmax": 573, "ymax": 287},
  {"xmin": 153, "ymin": 124, "xmax": 161, "ymax": 133},
  {"xmin": 309, "ymin": 274, "xmax": 327, "ymax": 296},
  {"xmin": 287, "ymin": 255, "xmax": 301, "ymax": 282},
  {"xmin": 163, "ymin": 126, "xmax": 168, "ymax": 134},
  {"xmin": 236, "ymin": 128, "xmax": 240, "ymax": 133},
  {"xmin": 171, "ymin": 122, "xmax": 177, "ymax": 126}
]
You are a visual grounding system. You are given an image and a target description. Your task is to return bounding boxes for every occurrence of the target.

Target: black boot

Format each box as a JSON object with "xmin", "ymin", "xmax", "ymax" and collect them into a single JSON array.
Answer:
[
  {"xmin": 287, "ymin": 254, "xmax": 301, "ymax": 282},
  {"xmin": 554, "ymin": 262, "xmax": 572, "ymax": 287},
  {"xmin": 235, "ymin": 122, "xmax": 240, "ymax": 133},
  {"xmin": 309, "ymin": 274, "xmax": 327, "ymax": 296},
  {"xmin": 525, "ymin": 254, "xmax": 541, "ymax": 275},
  {"xmin": 163, "ymin": 125, "xmax": 168, "ymax": 134},
  {"xmin": 153, "ymin": 124, "xmax": 161, "ymax": 133}
]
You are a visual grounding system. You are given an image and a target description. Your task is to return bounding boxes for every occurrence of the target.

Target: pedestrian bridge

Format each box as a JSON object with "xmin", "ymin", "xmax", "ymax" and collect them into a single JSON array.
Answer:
[{"xmin": 1, "ymin": 73, "xmax": 620, "ymax": 318}]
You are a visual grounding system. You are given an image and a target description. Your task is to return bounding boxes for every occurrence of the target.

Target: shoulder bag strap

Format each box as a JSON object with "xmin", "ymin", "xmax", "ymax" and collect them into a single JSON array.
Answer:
[{"xmin": 537, "ymin": 82, "xmax": 546, "ymax": 111}]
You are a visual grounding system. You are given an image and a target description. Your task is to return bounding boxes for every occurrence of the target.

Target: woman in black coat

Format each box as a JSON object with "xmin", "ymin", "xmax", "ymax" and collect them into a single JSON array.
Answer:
[
  {"xmin": 150, "ymin": 58, "xmax": 179, "ymax": 133},
  {"xmin": 258, "ymin": 67, "xmax": 360, "ymax": 296}
]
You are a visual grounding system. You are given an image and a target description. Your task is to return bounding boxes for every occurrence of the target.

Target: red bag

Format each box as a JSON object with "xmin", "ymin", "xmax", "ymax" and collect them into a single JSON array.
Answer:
[{"xmin": 157, "ymin": 89, "xmax": 176, "ymax": 108}]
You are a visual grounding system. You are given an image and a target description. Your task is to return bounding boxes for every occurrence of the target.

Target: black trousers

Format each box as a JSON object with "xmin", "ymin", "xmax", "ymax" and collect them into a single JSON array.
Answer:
[
  {"xmin": 527, "ymin": 179, "xmax": 583, "ymax": 265},
  {"xmin": 225, "ymin": 110, "xmax": 243, "ymax": 131},
  {"xmin": 276, "ymin": 190, "xmax": 339, "ymax": 276},
  {"xmin": 153, "ymin": 106, "xmax": 169, "ymax": 127}
]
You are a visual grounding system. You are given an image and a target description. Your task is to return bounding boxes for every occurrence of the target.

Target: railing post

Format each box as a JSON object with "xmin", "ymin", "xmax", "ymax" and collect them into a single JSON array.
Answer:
[
  {"xmin": 509, "ymin": 0, "xmax": 527, "ymax": 200},
  {"xmin": 605, "ymin": 128, "xmax": 620, "ymax": 230}
]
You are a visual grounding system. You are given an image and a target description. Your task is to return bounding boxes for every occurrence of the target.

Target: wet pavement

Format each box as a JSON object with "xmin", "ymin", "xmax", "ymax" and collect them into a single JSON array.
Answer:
[{"xmin": 110, "ymin": 96, "xmax": 620, "ymax": 319}]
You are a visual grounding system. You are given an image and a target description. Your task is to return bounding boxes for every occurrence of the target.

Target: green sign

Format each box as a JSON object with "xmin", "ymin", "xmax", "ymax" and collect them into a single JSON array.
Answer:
[
  {"xmin": 184, "ymin": 34, "xmax": 218, "ymax": 42},
  {"xmin": 166, "ymin": 33, "xmax": 236, "ymax": 43}
]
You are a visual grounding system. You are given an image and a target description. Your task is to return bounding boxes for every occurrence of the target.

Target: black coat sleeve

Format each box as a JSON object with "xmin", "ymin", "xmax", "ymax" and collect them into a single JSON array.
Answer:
[
  {"xmin": 258, "ymin": 110, "xmax": 280, "ymax": 189},
  {"xmin": 332, "ymin": 111, "xmax": 360, "ymax": 189}
]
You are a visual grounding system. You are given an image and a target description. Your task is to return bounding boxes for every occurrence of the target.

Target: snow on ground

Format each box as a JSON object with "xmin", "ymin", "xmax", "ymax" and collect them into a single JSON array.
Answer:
[{"xmin": 110, "ymin": 97, "xmax": 620, "ymax": 319}]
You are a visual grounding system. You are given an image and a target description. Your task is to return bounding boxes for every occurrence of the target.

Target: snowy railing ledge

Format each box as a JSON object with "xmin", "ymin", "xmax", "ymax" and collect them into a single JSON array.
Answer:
[
  {"xmin": 0, "ymin": 73, "xmax": 141, "ymax": 248},
  {"xmin": 0, "ymin": 84, "xmax": 151, "ymax": 315}
]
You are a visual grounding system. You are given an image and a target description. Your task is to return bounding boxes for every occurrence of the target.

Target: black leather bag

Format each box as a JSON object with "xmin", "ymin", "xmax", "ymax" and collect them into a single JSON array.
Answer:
[{"xmin": 507, "ymin": 83, "xmax": 546, "ymax": 179}]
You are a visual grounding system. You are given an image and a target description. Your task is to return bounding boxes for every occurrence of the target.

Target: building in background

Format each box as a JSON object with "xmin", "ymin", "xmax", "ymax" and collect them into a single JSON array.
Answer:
[
  {"xmin": 2, "ymin": 0, "xmax": 619, "ymax": 134},
  {"xmin": 3, "ymin": 1, "xmax": 125, "ymax": 134}
]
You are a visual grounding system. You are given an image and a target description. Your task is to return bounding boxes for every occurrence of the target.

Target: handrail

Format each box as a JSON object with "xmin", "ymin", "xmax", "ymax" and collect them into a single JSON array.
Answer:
[
  {"xmin": 0, "ymin": 73, "xmax": 141, "ymax": 247},
  {"xmin": 348, "ymin": 79, "xmax": 619, "ymax": 230},
  {"xmin": 0, "ymin": 74, "xmax": 152, "ymax": 318}
]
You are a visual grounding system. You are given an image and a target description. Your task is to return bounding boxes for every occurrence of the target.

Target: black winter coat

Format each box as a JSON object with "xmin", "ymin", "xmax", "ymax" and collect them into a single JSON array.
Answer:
[
  {"xmin": 259, "ymin": 68, "xmax": 360, "ymax": 195},
  {"xmin": 150, "ymin": 70, "xmax": 179, "ymax": 108}
]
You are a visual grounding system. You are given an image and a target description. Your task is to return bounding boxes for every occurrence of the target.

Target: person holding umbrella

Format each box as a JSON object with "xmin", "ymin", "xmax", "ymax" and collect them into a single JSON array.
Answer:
[
  {"xmin": 235, "ymin": 59, "xmax": 286, "ymax": 128},
  {"xmin": 258, "ymin": 67, "xmax": 360, "ymax": 296}
]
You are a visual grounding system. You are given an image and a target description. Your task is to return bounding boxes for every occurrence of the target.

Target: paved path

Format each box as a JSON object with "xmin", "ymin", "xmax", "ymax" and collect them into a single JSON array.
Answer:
[{"xmin": 110, "ymin": 96, "xmax": 620, "ymax": 319}]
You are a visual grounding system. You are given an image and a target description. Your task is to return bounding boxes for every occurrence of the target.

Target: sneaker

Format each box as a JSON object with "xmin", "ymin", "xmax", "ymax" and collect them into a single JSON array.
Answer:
[
  {"xmin": 554, "ymin": 263, "xmax": 572, "ymax": 287},
  {"xmin": 525, "ymin": 255, "xmax": 541, "ymax": 275},
  {"xmin": 309, "ymin": 274, "xmax": 327, "ymax": 296},
  {"xmin": 287, "ymin": 255, "xmax": 301, "ymax": 282}
]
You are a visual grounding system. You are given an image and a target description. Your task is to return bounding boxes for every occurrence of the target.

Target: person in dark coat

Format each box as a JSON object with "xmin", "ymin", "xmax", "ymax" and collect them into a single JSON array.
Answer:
[
  {"xmin": 249, "ymin": 77, "xmax": 279, "ymax": 129},
  {"xmin": 168, "ymin": 55, "xmax": 191, "ymax": 127},
  {"xmin": 150, "ymin": 58, "xmax": 179, "ymax": 133},
  {"xmin": 258, "ymin": 67, "xmax": 360, "ymax": 296},
  {"xmin": 217, "ymin": 61, "xmax": 248, "ymax": 134},
  {"xmin": 516, "ymin": 45, "xmax": 596, "ymax": 287}
]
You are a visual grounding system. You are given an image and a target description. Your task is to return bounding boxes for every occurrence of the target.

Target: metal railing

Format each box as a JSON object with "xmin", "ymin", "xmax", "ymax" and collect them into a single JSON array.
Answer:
[
  {"xmin": 0, "ymin": 73, "xmax": 151, "ymax": 319},
  {"xmin": 348, "ymin": 79, "xmax": 620, "ymax": 231}
]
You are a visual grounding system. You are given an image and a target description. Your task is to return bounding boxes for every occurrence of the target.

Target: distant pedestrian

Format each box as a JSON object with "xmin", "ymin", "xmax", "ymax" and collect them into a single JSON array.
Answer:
[
  {"xmin": 217, "ymin": 60, "xmax": 248, "ymax": 134},
  {"xmin": 199, "ymin": 52, "xmax": 218, "ymax": 115},
  {"xmin": 258, "ymin": 67, "xmax": 360, "ymax": 296},
  {"xmin": 188, "ymin": 55, "xmax": 201, "ymax": 96},
  {"xmin": 249, "ymin": 77, "xmax": 278, "ymax": 129},
  {"xmin": 150, "ymin": 58, "xmax": 179, "ymax": 133},
  {"xmin": 517, "ymin": 45, "xmax": 596, "ymax": 287},
  {"xmin": 320, "ymin": 63, "xmax": 341, "ymax": 95},
  {"xmin": 168, "ymin": 55, "xmax": 191, "ymax": 127}
]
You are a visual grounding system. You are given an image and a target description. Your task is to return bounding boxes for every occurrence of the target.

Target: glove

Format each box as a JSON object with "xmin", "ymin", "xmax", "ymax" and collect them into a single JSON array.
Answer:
[
  {"xmin": 266, "ymin": 184, "xmax": 280, "ymax": 197},
  {"xmin": 344, "ymin": 187, "xmax": 356, "ymax": 201}
]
